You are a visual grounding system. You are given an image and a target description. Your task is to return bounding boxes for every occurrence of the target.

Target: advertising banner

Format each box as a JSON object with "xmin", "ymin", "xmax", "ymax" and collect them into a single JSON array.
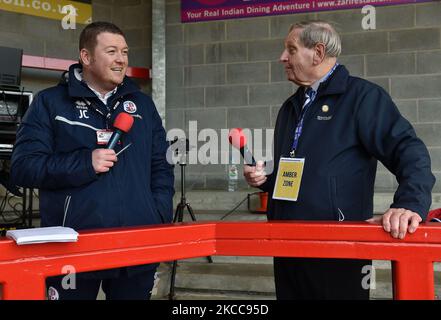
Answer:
[
  {"xmin": 0, "ymin": 0, "xmax": 92, "ymax": 24},
  {"xmin": 182, "ymin": 0, "xmax": 434, "ymax": 23}
]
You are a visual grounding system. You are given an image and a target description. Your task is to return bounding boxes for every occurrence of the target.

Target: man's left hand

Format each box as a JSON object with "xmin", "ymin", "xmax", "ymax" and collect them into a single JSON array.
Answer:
[{"xmin": 366, "ymin": 208, "xmax": 422, "ymax": 239}]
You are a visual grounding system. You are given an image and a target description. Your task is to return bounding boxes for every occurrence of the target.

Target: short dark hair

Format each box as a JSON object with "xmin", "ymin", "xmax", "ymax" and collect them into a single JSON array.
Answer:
[{"xmin": 79, "ymin": 21, "xmax": 125, "ymax": 52}]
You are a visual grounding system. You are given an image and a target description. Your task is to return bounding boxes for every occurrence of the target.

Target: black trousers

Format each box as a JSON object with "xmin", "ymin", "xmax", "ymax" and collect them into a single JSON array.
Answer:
[
  {"xmin": 274, "ymin": 257, "xmax": 371, "ymax": 300},
  {"xmin": 46, "ymin": 267, "xmax": 157, "ymax": 300}
]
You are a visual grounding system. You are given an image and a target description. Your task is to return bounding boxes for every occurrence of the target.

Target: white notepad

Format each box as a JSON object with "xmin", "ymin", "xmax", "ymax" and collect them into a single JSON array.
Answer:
[{"xmin": 6, "ymin": 226, "xmax": 79, "ymax": 245}]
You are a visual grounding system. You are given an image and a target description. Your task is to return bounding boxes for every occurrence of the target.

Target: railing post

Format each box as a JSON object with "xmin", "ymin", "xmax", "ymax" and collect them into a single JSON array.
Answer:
[
  {"xmin": 2, "ymin": 276, "xmax": 46, "ymax": 300},
  {"xmin": 392, "ymin": 259, "xmax": 434, "ymax": 300}
]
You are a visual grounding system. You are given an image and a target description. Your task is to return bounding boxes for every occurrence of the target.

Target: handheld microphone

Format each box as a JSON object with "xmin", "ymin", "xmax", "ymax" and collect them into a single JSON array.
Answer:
[
  {"xmin": 106, "ymin": 112, "xmax": 134, "ymax": 150},
  {"xmin": 228, "ymin": 128, "xmax": 256, "ymax": 166}
]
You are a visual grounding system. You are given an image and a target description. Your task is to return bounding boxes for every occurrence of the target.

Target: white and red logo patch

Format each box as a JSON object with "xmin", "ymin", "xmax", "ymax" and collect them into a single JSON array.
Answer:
[
  {"xmin": 47, "ymin": 286, "xmax": 59, "ymax": 300},
  {"xmin": 123, "ymin": 101, "xmax": 137, "ymax": 113}
]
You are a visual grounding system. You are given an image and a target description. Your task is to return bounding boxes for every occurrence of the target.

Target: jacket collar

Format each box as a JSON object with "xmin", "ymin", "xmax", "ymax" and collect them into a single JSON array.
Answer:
[
  {"xmin": 287, "ymin": 64, "xmax": 350, "ymax": 106},
  {"xmin": 284, "ymin": 64, "xmax": 350, "ymax": 118},
  {"xmin": 61, "ymin": 63, "xmax": 140, "ymax": 100},
  {"xmin": 315, "ymin": 64, "xmax": 349, "ymax": 97}
]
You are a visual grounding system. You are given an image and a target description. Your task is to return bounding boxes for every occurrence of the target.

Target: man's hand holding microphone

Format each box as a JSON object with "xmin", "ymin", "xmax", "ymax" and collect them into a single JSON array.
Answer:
[
  {"xmin": 92, "ymin": 112, "xmax": 134, "ymax": 174},
  {"xmin": 243, "ymin": 160, "xmax": 267, "ymax": 187},
  {"xmin": 92, "ymin": 149, "xmax": 117, "ymax": 173},
  {"xmin": 228, "ymin": 128, "xmax": 267, "ymax": 187}
]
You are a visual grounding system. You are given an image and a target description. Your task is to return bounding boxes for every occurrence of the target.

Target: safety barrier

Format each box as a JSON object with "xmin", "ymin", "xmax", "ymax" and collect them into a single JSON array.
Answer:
[{"xmin": 0, "ymin": 221, "xmax": 441, "ymax": 300}]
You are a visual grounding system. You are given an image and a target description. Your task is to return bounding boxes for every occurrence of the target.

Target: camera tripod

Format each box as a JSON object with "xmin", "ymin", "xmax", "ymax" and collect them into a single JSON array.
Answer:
[{"xmin": 168, "ymin": 161, "xmax": 213, "ymax": 300}]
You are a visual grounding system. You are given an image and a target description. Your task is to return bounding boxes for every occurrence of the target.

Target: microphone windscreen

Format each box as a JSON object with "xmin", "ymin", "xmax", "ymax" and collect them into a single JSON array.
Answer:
[
  {"xmin": 228, "ymin": 128, "xmax": 247, "ymax": 149},
  {"xmin": 113, "ymin": 112, "xmax": 134, "ymax": 133}
]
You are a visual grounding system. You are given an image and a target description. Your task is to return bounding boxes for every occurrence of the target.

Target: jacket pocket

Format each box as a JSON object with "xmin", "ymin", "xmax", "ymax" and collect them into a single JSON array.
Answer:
[
  {"xmin": 331, "ymin": 172, "xmax": 370, "ymax": 221},
  {"xmin": 146, "ymin": 192, "xmax": 165, "ymax": 224}
]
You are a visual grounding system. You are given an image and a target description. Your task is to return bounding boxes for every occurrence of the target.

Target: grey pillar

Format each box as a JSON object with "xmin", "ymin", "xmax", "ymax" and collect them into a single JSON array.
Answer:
[{"xmin": 152, "ymin": 0, "xmax": 166, "ymax": 125}]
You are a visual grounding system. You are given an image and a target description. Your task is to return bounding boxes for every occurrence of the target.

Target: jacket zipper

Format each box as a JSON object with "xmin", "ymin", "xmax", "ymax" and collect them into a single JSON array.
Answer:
[
  {"xmin": 337, "ymin": 208, "xmax": 345, "ymax": 222},
  {"xmin": 62, "ymin": 195, "xmax": 72, "ymax": 227},
  {"xmin": 330, "ymin": 177, "xmax": 345, "ymax": 221}
]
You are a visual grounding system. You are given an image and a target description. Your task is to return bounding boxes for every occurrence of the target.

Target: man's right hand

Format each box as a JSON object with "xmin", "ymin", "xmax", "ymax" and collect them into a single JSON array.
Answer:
[
  {"xmin": 243, "ymin": 160, "xmax": 267, "ymax": 187},
  {"xmin": 92, "ymin": 149, "xmax": 117, "ymax": 173}
]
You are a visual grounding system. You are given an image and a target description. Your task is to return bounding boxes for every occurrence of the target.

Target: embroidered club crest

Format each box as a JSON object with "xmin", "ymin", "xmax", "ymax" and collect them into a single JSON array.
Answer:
[
  {"xmin": 47, "ymin": 286, "xmax": 60, "ymax": 300},
  {"xmin": 123, "ymin": 101, "xmax": 137, "ymax": 113}
]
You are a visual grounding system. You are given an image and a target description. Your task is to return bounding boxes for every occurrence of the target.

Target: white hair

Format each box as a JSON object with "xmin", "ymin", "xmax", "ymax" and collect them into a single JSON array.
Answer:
[{"xmin": 289, "ymin": 20, "xmax": 341, "ymax": 58}]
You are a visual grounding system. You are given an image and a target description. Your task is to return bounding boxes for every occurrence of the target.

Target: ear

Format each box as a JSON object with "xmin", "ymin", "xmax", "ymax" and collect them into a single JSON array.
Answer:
[
  {"xmin": 79, "ymin": 48, "xmax": 92, "ymax": 66},
  {"xmin": 313, "ymin": 43, "xmax": 326, "ymax": 65}
]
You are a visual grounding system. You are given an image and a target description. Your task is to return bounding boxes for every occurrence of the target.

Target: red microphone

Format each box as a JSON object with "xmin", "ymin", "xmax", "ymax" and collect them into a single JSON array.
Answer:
[
  {"xmin": 106, "ymin": 112, "xmax": 134, "ymax": 150},
  {"xmin": 228, "ymin": 128, "xmax": 256, "ymax": 166}
]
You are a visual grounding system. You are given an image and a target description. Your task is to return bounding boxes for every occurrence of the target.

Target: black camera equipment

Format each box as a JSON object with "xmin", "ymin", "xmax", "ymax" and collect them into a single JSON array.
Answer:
[
  {"xmin": 0, "ymin": 46, "xmax": 22, "ymax": 90},
  {"xmin": 0, "ymin": 46, "xmax": 30, "ymax": 150},
  {"xmin": 0, "ymin": 46, "xmax": 34, "ymax": 229},
  {"xmin": 168, "ymin": 138, "xmax": 213, "ymax": 300}
]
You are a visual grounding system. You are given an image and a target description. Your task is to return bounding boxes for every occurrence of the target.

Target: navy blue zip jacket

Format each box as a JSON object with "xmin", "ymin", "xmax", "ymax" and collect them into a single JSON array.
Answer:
[
  {"xmin": 10, "ymin": 64, "xmax": 174, "ymax": 275},
  {"xmin": 261, "ymin": 65, "xmax": 435, "ymax": 222}
]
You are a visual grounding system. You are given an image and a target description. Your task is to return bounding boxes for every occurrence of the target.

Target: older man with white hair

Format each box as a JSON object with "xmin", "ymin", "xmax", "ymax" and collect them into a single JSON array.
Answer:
[{"xmin": 244, "ymin": 20, "xmax": 435, "ymax": 300}]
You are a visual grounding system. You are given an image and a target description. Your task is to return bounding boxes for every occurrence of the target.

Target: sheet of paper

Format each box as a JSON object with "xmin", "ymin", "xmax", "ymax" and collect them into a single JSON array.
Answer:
[{"xmin": 6, "ymin": 226, "xmax": 78, "ymax": 245}]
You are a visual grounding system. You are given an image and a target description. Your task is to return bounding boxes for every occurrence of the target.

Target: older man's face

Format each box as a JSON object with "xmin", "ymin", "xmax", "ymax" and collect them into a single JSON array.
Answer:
[{"xmin": 280, "ymin": 28, "xmax": 315, "ymax": 86}]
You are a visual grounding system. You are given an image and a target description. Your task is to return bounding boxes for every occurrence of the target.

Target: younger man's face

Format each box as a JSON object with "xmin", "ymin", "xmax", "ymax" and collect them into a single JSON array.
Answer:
[{"xmin": 84, "ymin": 32, "xmax": 129, "ymax": 92}]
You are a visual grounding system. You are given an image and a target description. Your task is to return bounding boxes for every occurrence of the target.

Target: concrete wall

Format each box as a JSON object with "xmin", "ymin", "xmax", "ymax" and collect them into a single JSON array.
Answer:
[
  {"xmin": 92, "ymin": 0, "xmax": 152, "ymax": 91},
  {"xmin": 0, "ymin": 0, "xmax": 152, "ymax": 94},
  {"xmin": 165, "ymin": 1, "xmax": 441, "ymax": 193},
  {"xmin": 1, "ymin": 1, "xmax": 440, "ymax": 194},
  {"xmin": 94, "ymin": 0, "xmax": 152, "ymax": 69}
]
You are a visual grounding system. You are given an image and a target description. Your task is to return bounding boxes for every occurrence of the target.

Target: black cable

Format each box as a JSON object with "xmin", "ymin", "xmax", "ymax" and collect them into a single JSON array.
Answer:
[
  {"xmin": 0, "ymin": 87, "xmax": 26, "ymax": 122},
  {"xmin": 8, "ymin": 193, "xmax": 23, "ymax": 217},
  {"xmin": 0, "ymin": 191, "xmax": 22, "ymax": 224},
  {"xmin": 0, "ymin": 190, "xmax": 7, "ymax": 216},
  {"xmin": 18, "ymin": 87, "xmax": 24, "ymax": 121},
  {"xmin": 219, "ymin": 191, "xmax": 261, "ymax": 221},
  {"xmin": 1, "ymin": 90, "xmax": 15, "ymax": 121}
]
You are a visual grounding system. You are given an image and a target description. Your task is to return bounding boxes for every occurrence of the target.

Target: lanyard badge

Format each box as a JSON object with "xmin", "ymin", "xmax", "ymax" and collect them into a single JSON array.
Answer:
[
  {"xmin": 290, "ymin": 63, "xmax": 338, "ymax": 158},
  {"xmin": 272, "ymin": 157, "xmax": 305, "ymax": 202},
  {"xmin": 96, "ymin": 129, "xmax": 113, "ymax": 145}
]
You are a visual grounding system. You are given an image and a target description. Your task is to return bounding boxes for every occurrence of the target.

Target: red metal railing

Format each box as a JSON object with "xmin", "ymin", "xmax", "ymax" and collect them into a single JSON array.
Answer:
[{"xmin": 0, "ymin": 221, "xmax": 440, "ymax": 300}]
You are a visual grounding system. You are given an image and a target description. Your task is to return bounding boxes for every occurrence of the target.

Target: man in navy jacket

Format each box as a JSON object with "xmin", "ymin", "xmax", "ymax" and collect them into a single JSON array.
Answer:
[
  {"xmin": 244, "ymin": 20, "xmax": 435, "ymax": 299},
  {"xmin": 11, "ymin": 22, "xmax": 174, "ymax": 300}
]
